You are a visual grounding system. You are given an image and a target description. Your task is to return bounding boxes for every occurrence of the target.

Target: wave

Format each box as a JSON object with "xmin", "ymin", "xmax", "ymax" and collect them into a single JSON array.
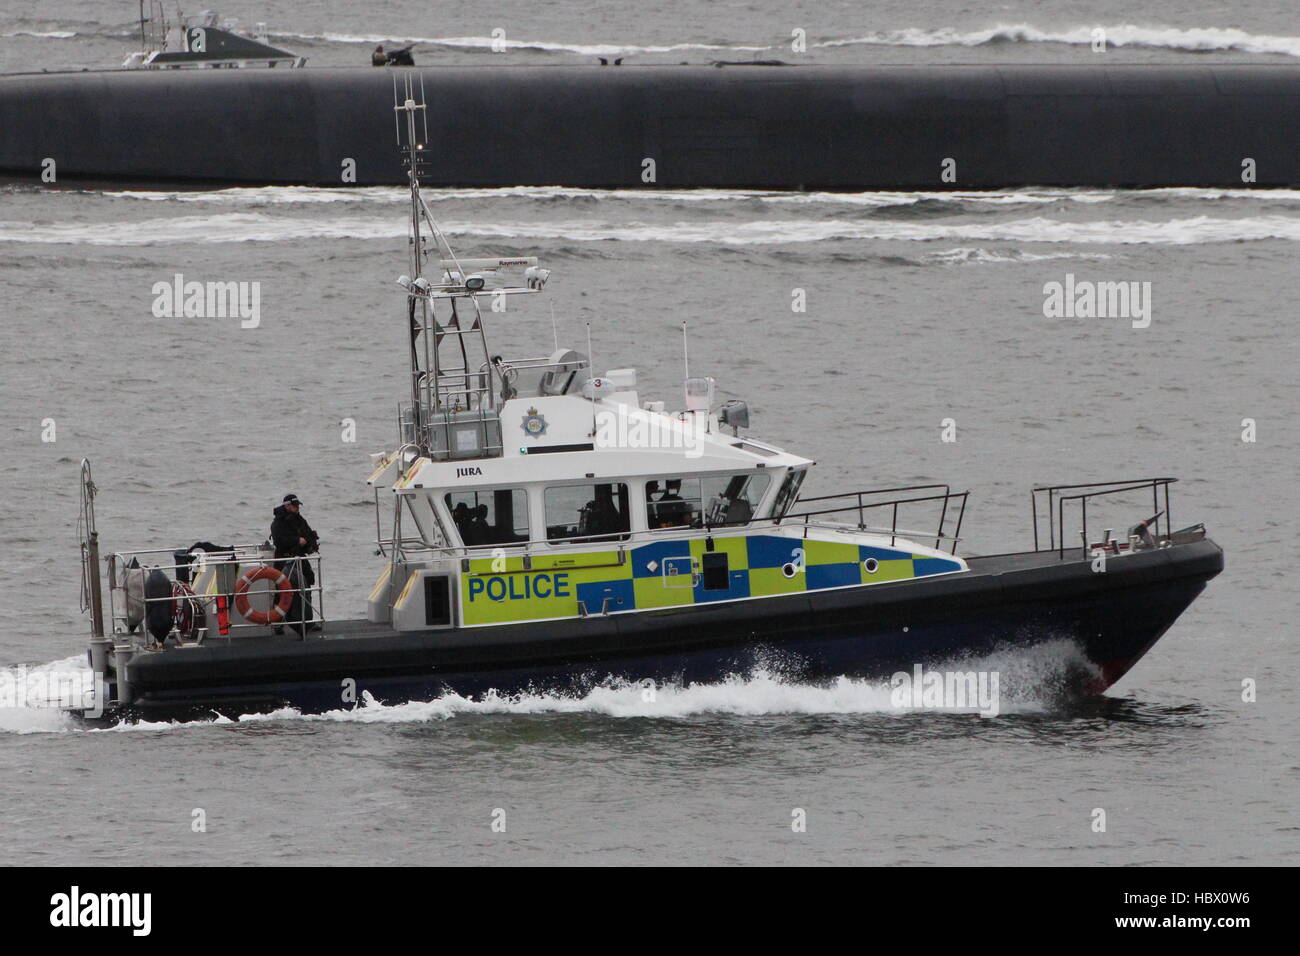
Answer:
[
  {"xmin": 105, "ymin": 186, "xmax": 412, "ymax": 205},
  {"xmin": 815, "ymin": 23, "xmax": 1300, "ymax": 58},
  {"xmin": 919, "ymin": 247, "xmax": 1115, "ymax": 264},
  {"xmin": 0, "ymin": 656, "xmax": 90, "ymax": 734},
  {"xmin": 1124, "ymin": 187, "xmax": 1300, "ymax": 202},
  {"xmin": 232, "ymin": 667, "xmax": 1021, "ymax": 724},
  {"xmin": 268, "ymin": 31, "xmax": 768, "ymax": 57},
  {"xmin": 101, "ymin": 185, "xmax": 1129, "ymax": 208},
  {"xmin": 97, "ymin": 185, "xmax": 1300, "ymax": 211},
  {"xmin": 448, "ymin": 214, "xmax": 1300, "ymax": 245},
  {"xmin": 5, "ymin": 211, "xmax": 1300, "ymax": 246},
  {"xmin": 103, "ymin": 186, "xmax": 773, "ymax": 206},
  {"xmin": 0, "ymin": 638, "xmax": 1097, "ymax": 733},
  {"xmin": 269, "ymin": 23, "xmax": 1300, "ymax": 58},
  {"xmin": 8, "ymin": 21, "xmax": 1300, "ymax": 59},
  {"xmin": 1, "ymin": 29, "xmax": 78, "ymax": 39}
]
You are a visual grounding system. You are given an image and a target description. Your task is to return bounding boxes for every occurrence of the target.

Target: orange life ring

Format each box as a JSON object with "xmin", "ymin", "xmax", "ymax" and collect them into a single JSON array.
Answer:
[{"xmin": 234, "ymin": 566, "xmax": 295, "ymax": 625}]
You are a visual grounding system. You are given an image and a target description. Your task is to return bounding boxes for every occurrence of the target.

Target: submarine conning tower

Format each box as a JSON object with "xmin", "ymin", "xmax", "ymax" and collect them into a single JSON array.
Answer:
[{"xmin": 2, "ymin": 63, "xmax": 1300, "ymax": 188}]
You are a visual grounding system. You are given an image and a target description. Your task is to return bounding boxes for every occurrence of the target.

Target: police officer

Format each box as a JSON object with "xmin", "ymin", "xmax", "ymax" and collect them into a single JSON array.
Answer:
[
  {"xmin": 270, "ymin": 494, "xmax": 320, "ymax": 632},
  {"xmin": 655, "ymin": 479, "xmax": 692, "ymax": 527}
]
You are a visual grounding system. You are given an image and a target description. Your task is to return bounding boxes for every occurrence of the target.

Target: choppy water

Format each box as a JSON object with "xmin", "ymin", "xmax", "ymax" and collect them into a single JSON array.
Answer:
[
  {"xmin": 4, "ymin": 0, "xmax": 1300, "ymax": 71},
  {"xmin": 1, "ymin": 1, "xmax": 1297, "ymax": 865}
]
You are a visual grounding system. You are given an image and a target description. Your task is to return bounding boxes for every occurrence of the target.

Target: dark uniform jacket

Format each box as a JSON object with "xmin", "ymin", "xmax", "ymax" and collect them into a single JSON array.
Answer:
[
  {"xmin": 271, "ymin": 505, "xmax": 319, "ymax": 558},
  {"xmin": 270, "ymin": 505, "xmax": 319, "ymax": 588}
]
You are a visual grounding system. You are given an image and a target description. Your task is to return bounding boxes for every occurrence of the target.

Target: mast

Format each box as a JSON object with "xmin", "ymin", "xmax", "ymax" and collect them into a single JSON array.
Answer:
[
  {"xmin": 395, "ymin": 75, "xmax": 429, "ymax": 454},
  {"xmin": 390, "ymin": 75, "xmax": 550, "ymax": 462}
]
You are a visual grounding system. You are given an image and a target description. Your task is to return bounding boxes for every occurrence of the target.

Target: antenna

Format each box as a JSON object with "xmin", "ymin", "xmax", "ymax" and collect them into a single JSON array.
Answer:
[
  {"xmin": 394, "ymin": 74, "xmax": 426, "ymax": 280},
  {"xmin": 389, "ymin": 75, "xmax": 549, "ymax": 457},
  {"xmin": 586, "ymin": 321, "xmax": 595, "ymax": 378},
  {"xmin": 681, "ymin": 320, "xmax": 690, "ymax": 379},
  {"xmin": 586, "ymin": 322, "xmax": 597, "ymax": 436},
  {"xmin": 394, "ymin": 76, "xmax": 428, "ymax": 443},
  {"xmin": 550, "ymin": 302, "xmax": 559, "ymax": 351},
  {"xmin": 419, "ymin": 72, "xmax": 429, "ymax": 145},
  {"xmin": 392, "ymin": 73, "xmax": 400, "ymax": 145}
]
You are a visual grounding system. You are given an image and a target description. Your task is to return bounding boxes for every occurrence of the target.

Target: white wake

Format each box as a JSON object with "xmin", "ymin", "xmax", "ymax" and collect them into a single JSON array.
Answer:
[{"xmin": 1, "ymin": 639, "xmax": 1099, "ymax": 733}]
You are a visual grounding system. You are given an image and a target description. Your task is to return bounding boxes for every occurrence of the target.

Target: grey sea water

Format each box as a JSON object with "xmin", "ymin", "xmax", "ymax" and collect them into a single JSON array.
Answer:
[{"xmin": 0, "ymin": 1, "xmax": 1297, "ymax": 866}]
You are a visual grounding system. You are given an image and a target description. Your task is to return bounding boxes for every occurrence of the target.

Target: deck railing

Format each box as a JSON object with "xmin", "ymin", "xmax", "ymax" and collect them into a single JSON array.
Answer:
[
  {"xmin": 1031, "ymin": 477, "xmax": 1176, "ymax": 558},
  {"xmin": 784, "ymin": 484, "xmax": 969, "ymax": 555},
  {"xmin": 105, "ymin": 545, "xmax": 324, "ymax": 644}
]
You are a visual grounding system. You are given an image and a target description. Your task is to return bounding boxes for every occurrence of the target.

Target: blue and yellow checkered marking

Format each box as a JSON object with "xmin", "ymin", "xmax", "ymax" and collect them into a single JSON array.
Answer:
[{"xmin": 458, "ymin": 534, "xmax": 963, "ymax": 625}]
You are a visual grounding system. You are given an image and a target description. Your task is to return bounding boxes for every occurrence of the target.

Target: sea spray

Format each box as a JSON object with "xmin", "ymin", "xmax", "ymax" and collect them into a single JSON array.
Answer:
[{"xmin": 7, "ymin": 213, "xmax": 1300, "ymax": 247}]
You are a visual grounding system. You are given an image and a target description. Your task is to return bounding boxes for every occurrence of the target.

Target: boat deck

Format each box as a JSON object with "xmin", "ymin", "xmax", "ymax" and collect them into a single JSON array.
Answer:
[{"xmin": 183, "ymin": 539, "xmax": 1218, "ymax": 647}]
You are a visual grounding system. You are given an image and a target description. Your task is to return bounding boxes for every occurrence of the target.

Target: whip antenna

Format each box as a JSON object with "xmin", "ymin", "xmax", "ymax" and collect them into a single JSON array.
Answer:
[{"xmin": 586, "ymin": 322, "xmax": 597, "ymax": 435}]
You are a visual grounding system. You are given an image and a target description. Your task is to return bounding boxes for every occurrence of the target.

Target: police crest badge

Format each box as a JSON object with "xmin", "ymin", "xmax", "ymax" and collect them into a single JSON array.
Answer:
[{"xmin": 521, "ymin": 407, "xmax": 547, "ymax": 438}]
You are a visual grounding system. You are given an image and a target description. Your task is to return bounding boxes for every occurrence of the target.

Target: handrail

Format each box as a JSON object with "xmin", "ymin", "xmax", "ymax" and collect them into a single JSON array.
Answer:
[
  {"xmin": 106, "ymin": 550, "xmax": 325, "ymax": 643},
  {"xmin": 110, "ymin": 542, "xmax": 269, "ymax": 559},
  {"xmin": 784, "ymin": 484, "xmax": 967, "ymax": 554},
  {"xmin": 1030, "ymin": 477, "xmax": 1177, "ymax": 558},
  {"xmin": 383, "ymin": 499, "xmax": 969, "ymax": 566},
  {"xmin": 796, "ymin": 483, "xmax": 952, "ymax": 503}
]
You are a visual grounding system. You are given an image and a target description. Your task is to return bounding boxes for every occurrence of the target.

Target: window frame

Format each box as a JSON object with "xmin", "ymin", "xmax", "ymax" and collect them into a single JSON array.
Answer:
[
  {"xmin": 771, "ymin": 468, "xmax": 807, "ymax": 521},
  {"xmin": 543, "ymin": 481, "xmax": 632, "ymax": 544},
  {"xmin": 643, "ymin": 471, "xmax": 771, "ymax": 532},
  {"xmin": 443, "ymin": 486, "xmax": 532, "ymax": 549},
  {"xmin": 644, "ymin": 477, "xmax": 705, "ymax": 532}
]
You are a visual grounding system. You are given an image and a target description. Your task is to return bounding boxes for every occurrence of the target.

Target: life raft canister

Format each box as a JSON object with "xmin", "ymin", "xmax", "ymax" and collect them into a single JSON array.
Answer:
[{"xmin": 233, "ymin": 566, "xmax": 294, "ymax": 625}]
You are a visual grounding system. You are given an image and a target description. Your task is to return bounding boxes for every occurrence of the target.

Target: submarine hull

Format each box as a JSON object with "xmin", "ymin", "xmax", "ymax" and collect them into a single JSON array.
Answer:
[
  {"xmin": 113, "ymin": 537, "xmax": 1224, "ymax": 722},
  {"xmin": 2, "ymin": 65, "xmax": 1299, "ymax": 189}
]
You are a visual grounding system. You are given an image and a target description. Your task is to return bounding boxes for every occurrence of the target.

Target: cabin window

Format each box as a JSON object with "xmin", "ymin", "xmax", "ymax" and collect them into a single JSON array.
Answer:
[
  {"xmin": 545, "ymin": 483, "xmax": 630, "ymax": 543},
  {"xmin": 645, "ymin": 473, "xmax": 770, "ymax": 530},
  {"xmin": 705, "ymin": 473, "xmax": 769, "ymax": 525},
  {"xmin": 772, "ymin": 468, "xmax": 806, "ymax": 520},
  {"xmin": 645, "ymin": 478, "xmax": 700, "ymax": 529},
  {"xmin": 445, "ymin": 489, "xmax": 530, "ymax": 547}
]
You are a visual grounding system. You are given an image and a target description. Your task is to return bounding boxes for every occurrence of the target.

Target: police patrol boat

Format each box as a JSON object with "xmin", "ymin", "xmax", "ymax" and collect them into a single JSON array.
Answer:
[{"xmin": 73, "ymin": 84, "xmax": 1223, "ymax": 724}]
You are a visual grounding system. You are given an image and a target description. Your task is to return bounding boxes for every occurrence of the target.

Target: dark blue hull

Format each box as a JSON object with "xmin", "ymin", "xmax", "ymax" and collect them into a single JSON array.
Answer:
[{"xmin": 115, "ymin": 539, "xmax": 1223, "ymax": 722}]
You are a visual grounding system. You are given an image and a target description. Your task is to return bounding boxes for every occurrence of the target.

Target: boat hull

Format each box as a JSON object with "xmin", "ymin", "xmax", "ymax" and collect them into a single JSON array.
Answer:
[
  {"xmin": 3, "ymin": 65, "xmax": 1300, "ymax": 188},
  {"xmin": 117, "ymin": 537, "xmax": 1223, "ymax": 721}
]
